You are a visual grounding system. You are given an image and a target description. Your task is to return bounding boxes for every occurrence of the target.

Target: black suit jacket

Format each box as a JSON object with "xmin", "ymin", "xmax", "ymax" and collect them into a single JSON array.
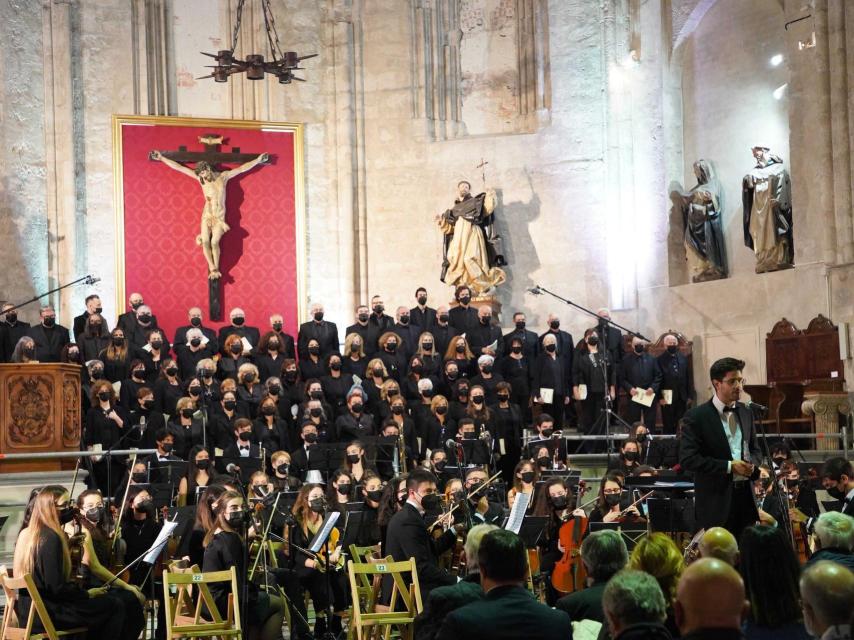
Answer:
[
  {"xmin": 439, "ymin": 585, "xmax": 572, "ymax": 640},
  {"xmin": 448, "ymin": 306, "xmax": 478, "ymax": 334},
  {"xmin": 536, "ymin": 329, "xmax": 574, "ymax": 375},
  {"xmin": 502, "ymin": 328, "xmax": 538, "ymax": 361},
  {"xmin": 173, "ymin": 325, "xmax": 219, "ymax": 355},
  {"xmin": 619, "ymin": 352, "xmax": 663, "ymax": 393},
  {"xmin": 679, "ymin": 399, "xmax": 762, "ymax": 530},
  {"xmin": 386, "ymin": 503, "xmax": 456, "ymax": 595},
  {"xmin": 410, "ymin": 306, "xmax": 437, "ymax": 330},
  {"xmin": 345, "ymin": 322, "xmax": 380, "ymax": 356},
  {"xmin": 555, "ymin": 581, "xmax": 606, "ymax": 623},
  {"xmin": 118, "ymin": 311, "xmax": 159, "ymax": 334},
  {"xmin": 73, "ymin": 312, "xmax": 109, "ymax": 342},
  {"xmin": 218, "ymin": 325, "xmax": 262, "ymax": 352},
  {"xmin": 124, "ymin": 320, "xmax": 166, "ymax": 351},
  {"xmin": 297, "ymin": 320, "xmax": 339, "ymax": 359},
  {"xmin": 27, "ymin": 324, "xmax": 70, "ymax": 362},
  {"xmin": 657, "ymin": 351, "xmax": 694, "ymax": 402}
]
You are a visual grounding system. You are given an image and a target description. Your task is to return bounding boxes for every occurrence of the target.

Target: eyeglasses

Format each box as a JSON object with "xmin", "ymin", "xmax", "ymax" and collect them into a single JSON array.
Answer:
[
  {"xmin": 722, "ymin": 377, "xmax": 746, "ymax": 387},
  {"xmin": 603, "ymin": 488, "xmax": 622, "ymax": 495}
]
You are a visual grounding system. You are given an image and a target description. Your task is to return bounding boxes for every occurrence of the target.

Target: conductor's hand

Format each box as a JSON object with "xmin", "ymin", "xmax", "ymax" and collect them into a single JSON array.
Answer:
[{"xmin": 732, "ymin": 460, "xmax": 754, "ymax": 477}]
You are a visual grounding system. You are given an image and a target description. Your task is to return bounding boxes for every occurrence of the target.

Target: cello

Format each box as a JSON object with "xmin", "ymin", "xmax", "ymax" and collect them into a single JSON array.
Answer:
[{"xmin": 551, "ymin": 485, "xmax": 596, "ymax": 594}]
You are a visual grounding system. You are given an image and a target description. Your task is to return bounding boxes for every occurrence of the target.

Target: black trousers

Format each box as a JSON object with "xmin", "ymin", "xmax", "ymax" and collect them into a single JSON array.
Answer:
[
  {"xmin": 579, "ymin": 393, "xmax": 606, "ymax": 453},
  {"xmin": 724, "ymin": 482, "xmax": 759, "ymax": 542},
  {"xmin": 661, "ymin": 398, "xmax": 687, "ymax": 434},
  {"xmin": 626, "ymin": 397, "xmax": 657, "ymax": 429}
]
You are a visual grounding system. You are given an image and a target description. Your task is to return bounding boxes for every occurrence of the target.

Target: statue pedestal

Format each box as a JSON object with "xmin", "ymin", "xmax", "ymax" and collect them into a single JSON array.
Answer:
[{"xmin": 801, "ymin": 392, "xmax": 851, "ymax": 452}]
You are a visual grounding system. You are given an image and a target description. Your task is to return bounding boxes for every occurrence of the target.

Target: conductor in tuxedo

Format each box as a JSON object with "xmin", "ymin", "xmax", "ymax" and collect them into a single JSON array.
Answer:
[
  {"xmin": 297, "ymin": 303, "xmax": 339, "ymax": 359},
  {"xmin": 679, "ymin": 357, "xmax": 762, "ymax": 539},
  {"xmin": 436, "ymin": 529, "xmax": 572, "ymax": 640},
  {"xmin": 385, "ymin": 468, "xmax": 457, "ymax": 597}
]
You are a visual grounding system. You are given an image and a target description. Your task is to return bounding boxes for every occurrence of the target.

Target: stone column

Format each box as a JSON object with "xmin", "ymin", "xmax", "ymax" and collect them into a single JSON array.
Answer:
[
  {"xmin": 42, "ymin": 0, "xmax": 77, "ymax": 322},
  {"xmin": 801, "ymin": 392, "xmax": 851, "ymax": 452}
]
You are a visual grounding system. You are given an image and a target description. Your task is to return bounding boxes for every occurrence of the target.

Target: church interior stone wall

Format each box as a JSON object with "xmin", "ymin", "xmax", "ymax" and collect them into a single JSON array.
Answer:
[{"xmin": 1, "ymin": 0, "xmax": 853, "ymax": 397}]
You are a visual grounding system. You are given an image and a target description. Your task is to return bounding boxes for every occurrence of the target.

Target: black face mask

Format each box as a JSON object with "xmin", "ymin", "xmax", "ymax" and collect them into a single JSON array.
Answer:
[
  {"xmin": 480, "ymin": 316, "xmax": 491, "ymax": 325},
  {"xmin": 497, "ymin": 394, "xmax": 510, "ymax": 402},
  {"xmin": 304, "ymin": 432, "xmax": 318, "ymax": 443},
  {"xmin": 511, "ymin": 345, "xmax": 523, "ymax": 355},
  {"xmin": 587, "ymin": 336, "xmax": 599, "ymax": 346},
  {"xmin": 435, "ymin": 405, "xmax": 448, "ymax": 416},
  {"xmin": 337, "ymin": 484, "xmax": 351, "ymax": 496},
  {"xmin": 397, "ymin": 493, "xmax": 408, "ymax": 506},
  {"xmin": 458, "ymin": 388, "xmax": 469, "ymax": 398},
  {"xmin": 268, "ymin": 384, "xmax": 281, "ymax": 395},
  {"xmin": 131, "ymin": 301, "xmax": 143, "ymax": 310},
  {"xmin": 142, "ymin": 399, "xmax": 155, "ymax": 410},
  {"xmin": 284, "ymin": 371, "xmax": 297, "ymax": 382},
  {"xmin": 481, "ymin": 364, "xmax": 493, "ymax": 374},
  {"xmin": 309, "ymin": 498, "xmax": 326, "ymax": 514},
  {"xmin": 604, "ymin": 493, "xmax": 622, "ymax": 507},
  {"xmin": 391, "ymin": 405, "xmax": 405, "ymax": 415},
  {"xmin": 623, "ymin": 451, "xmax": 639, "ymax": 462},
  {"xmin": 446, "ymin": 371, "xmax": 458, "ymax": 380},
  {"xmin": 373, "ymin": 305, "xmax": 384, "ymax": 315},
  {"xmin": 417, "ymin": 296, "xmax": 428, "ymax": 306},
  {"xmin": 438, "ymin": 314, "xmax": 449, "ymax": 324},
  {"xmin": 67, "ymin": 351, "xmax": 80, "ymax": 362},
  {"xmin": 515, "ymin": 321, "xmax": 526, "ymax": 331},
  {"xmin": 351, "ymin": 403, "xmax": 363, "ymax": 414},
  {"xmin": 634, "ymin": 344, "xmax": 645, "ymax": 354},
  {"xmin": 464, "ymin": 431, "xmax": 477, "ymax": 440},
  {"xmin": 196, "ymin": 459, "xmax": 210, "ymax": 470},
  {"xmin": 84, "ymin": 507, "xmax": 103, "ymax": 526},
  {"xmin": 422, "ymin": 389, "xmax": 434, "ymax": 398},
  {"xmin": 6, "ymin": 313, "xmax": 17, "ymax": 324},
  {"xmin": 161, "ymin": 443, "xmax": 174, "ymax": 453},
  {"xmin": 411, "ymin": 364, "xmax": 423, "ymax": 374},
  {"xmin": 23, "ymin": 346, "xmax": 34, "ymax": 357},
  {"xmin": 541, "ymin": 428, "xmax": 554, "ymax": 438},
  {"xmin": 434, "ymin": 460, "xmax": 446, "ymax": 471},
  {"xmin": 422, "ymin": 342, "xmax": 434, "ymax": 352},
  {"xmin": 262, "ymin": 405, "xmax": 277, "ymax": 416},
  {"xmin": 43, "ymin": 317, "xmax": 56, "ymax": 328},
  {"xmin": 137, "ymin": 314, "xmax": 151, "ymax": 324},
  {"xmin": 347, "ymin": 453, "xmax": 361, "ymax": 464},
  {"xmin": 181, "ymin": 408, "xmax": 195, "ymax": 419},
  {"xmin": 223, "ymin": 400, "xmax": 237, "ymax": 410},
  {"xmin": 242, "ymin": 373, "xmax": 255, "ymax": 383},
  {"xmin": 366, "ymin": 489, "xmax": 383, "ymax": 502},
  {"xmin": 471, "ymin": 395, "xmax": 484, "ymax": 405},
  {"xmin": 386, "ymin": 342, "xmax": 397, "ymax": 353},
  {"xmin": 134, "ymin": 499, "xmax": 154, "ymax": 514},
  {"xmin": 91, "ymin": 368, "xmax": 104, "ymax": 379},
  {"xmin": 357, "ymin": 313, "xmax": 369, "ymax": 323},
  {"xmin": 387, "ymin": 389, "xmax": 399, "ymax": 398},
  {"xmin": 310, "ymin": 390, "xmax": 323, "ymax": 400},
  {"xmin": 545, "ymin": 343, "xmax": 557, "ymax": 353},
  {"xmin": 551, "ymin": 495, "xmax": 568, "ymax": 509},
  {"xmin": 189, "ymin": 386, "xmax": 201, "ymax": 397},
  {"xmin": 537, "ymin": 456, "xmax": 551, "ymax": 468},
  {"xmin": 232, "ymin": 316, "xmax": 245, "ymax": 326},
  {"xmin": 190, "ymin": 338, "xmax": 201, "ymax": 347},
  {"xmin": 308, "ymin": 346, "xmax": 320, "ymax": 356},
  {"xmin": 520, "ymin": 471, "xmax": 535, "ymax": 484},
  {"xmin": 58, "ymin": 505, "xmax": 76, "ymax": 525},
  {"xmin": 190, "ymin": 317, "xmax": 202, "ymax": 327},
  {"xmin": 276, "ymin": 463, "xmax": 289, "ymax": 475},
  {"xmin": 151, "ymin": 340, "xmax": 164, "ymax": 350},
  {"xmin": 785, "ymin": 478, "xmax": 800, "ymax": 489},
  {"xmin": 420, "ymin": 493, "xmax": 441, "ymax": 510},
  {"xmin": 166, "ymin": 366, "xmax": 179, "ymax": 376},
  {"xmin": 132, "ymin": 472, "xmax": 148, "ymax": 483},
  {"xmin": 314, "ymin": 312, "xmax": 324, "ymax": 322},
  {"xmin": 330, "ymin": 361, "xmax": 342, "ymax": 371},
  {"xmin": 459, "ymin": 296, "xmax": 471, "ymax": 305},
  {"xmin": 309, "ymin": 407, "xmax": 323, "ymax": 418},
  {"xmin": 550, "ymin": 320, "xmax": 560, "ymax": 331},
  {"xmin": 666, "ymin": 345, "xmax": 678, "ymax": 354},
  {"xmin": 372, "ymin": 367, "xmax": 384, "ymax": 377},
  {"xmin": 133, "ymin": 369, "xmax": 145, "ymax": 379},
  {"xmin": 230, "ymin": 344, "xmax": 242, "ymax": 355},
  {"xmin": 399, "ymin": 316, "xmax": 410, "ymax": 325},
  {"xmin": 636, "ymin": 432, "xmax": 648, "ymax": 443},
  {"xmin": 98, "ymin": 391, "xmax": 111, "ymax": 402},
  {"xmin": 272, "ymin": 322, "xmax": 283, "ymax": 331},
  {"xmin": 238, "ymin": 431, "xmax": 252, "ymax": 442},
  {"xmin": 113, "ymin": 337, "xmax": 125, "ymax": 347},
  {"xmin": 226, "ymin": 511, "xmax": 248, "ymax": 528},
  {"xmin": 827, "ymin": 485, "xmax": 846, "ymax": 500}
]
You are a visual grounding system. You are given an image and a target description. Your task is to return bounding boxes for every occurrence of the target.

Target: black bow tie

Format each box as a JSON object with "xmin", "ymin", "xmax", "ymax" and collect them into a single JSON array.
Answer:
[
  {"xmin": 722, "ymin": 405, "xmax": 736, "ymax": 413},
  {"xmin": 240, "ymin": 445, "xmax": 249, "ymax": 450}
]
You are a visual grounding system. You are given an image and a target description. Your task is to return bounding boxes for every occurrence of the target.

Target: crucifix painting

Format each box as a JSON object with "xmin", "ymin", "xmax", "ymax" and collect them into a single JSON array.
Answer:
[{"xmin": 149, "ymin": 134, "xmax": 270, "ymax": 319}]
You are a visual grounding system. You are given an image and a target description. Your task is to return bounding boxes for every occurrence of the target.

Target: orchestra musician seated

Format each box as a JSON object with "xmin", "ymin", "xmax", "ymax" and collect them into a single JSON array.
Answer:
[
  {"xmin": 511, "ymin": 459, "xmax": 539, "ymax": 511},
  {"xmin": 347, "ymin": 471, "xmax": 384, "ymax": 549},
  {"xmin": 446, "ymin": 418, "xmax": 491, "ymax": 467},
  {"xmin": 270, "ymin": 449, "xmax": 301, "ymax": 491},
  {"xmin": 608, "ymin": 438, "xmax": 642, "ymax": 476},
  {"xmin": 523, "ymin": 414, "xmax": 568, "ymax": 464},
  {"xmin": 463, "ymin": 467, "xmax": 504, "ymax": 526},
  {"xmin": 588, "ymin": 472, "xmax": 644, "ymax": 523}
]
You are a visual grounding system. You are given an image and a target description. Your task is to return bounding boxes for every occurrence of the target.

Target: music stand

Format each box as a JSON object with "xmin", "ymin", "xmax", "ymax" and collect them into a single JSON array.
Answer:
[
  {"xmin": 308, "ymin": 443, "xmax": 348, "ymax": 484},
  {"xmin": 148, "ymin": 460, "xmax": 187, "ymax": 485},
  {"xmin": 647, "ymin": 497, "xmax": 695, "ymax": 536},
  {"xmin": 516, "ymin": 515, "xmax": 549, "ymax": 549},
  {"xmin": 221, "ymin": 456, "xmax": 262, "ymax": 485},
  {"xmin": 149, "ymin": 482, "xmax": 177, "ymax": 510}
]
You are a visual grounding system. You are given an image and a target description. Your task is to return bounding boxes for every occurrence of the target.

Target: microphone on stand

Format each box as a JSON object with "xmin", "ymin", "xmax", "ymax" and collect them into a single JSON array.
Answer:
[
  {"xmin": 744, "ymin": 400, "xmax": 769, "ymax": 413},
  {"xmin": 526, "ymin": 286, "xmax": 542, "ymax": 295},
  {"xmin": 226, "ymin": 463, "xmax": 241, "ymax": 476}
]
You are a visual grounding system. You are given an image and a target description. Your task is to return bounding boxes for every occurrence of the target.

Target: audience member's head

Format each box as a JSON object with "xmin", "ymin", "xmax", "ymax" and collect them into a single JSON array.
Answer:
[
  {"xmin": 800, "ymin": 560, "xmax": 854, "ymax": 639},
  {"xmin": 739, "ymin": 525, "xmax": 802, "ymax": 629},
  {"xmin": 477, "ymin": 529, "xmax": 527, "ymax": 591},
  {"xmin": 581, "ymin": 529, "xmax": 629, "ymax": 585},
  {"xmin": 462, "ymin": 524, "xmax": 497, "ymax": 577},
  {"xmin": 675, "ymin": 558, "xmax": 748, "ymax": 635},
  {"xmin": 813, "ymin": 511, "xmax": 854, "ymax": 553},
  {"xmin": 629, "ymin": 532, "xmax": 685, "ymax": 604},
  {"xmin": 602, "ymin": 569, "xmax": 667, "ymax": 638},
  {"xmin": 698, "ymin": 526, "xmax": 739, "ymax": 566}
]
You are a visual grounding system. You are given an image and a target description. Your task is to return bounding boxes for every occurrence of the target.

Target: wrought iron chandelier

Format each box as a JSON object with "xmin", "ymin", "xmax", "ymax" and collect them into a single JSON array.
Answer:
[{"xmin": 198, "ymin": 0, "xmax": 316, "ymax": 84}]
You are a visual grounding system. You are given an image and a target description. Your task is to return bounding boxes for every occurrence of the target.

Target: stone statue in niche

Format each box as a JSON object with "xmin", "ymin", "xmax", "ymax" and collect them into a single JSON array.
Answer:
[
  {"xmin": 742, "ymin": 146, "xmax": 794, "ymax": 273},
  {"xmin": 436, "ymin": 179, "xmax": 507, "ymax": 296},
  {"xmin": 672, "ymin": 159, "xmax": 727, "ymax": 282},
  {"xmin": 150, "ymin": 147, "xmax": 270, "ymax": 280}
]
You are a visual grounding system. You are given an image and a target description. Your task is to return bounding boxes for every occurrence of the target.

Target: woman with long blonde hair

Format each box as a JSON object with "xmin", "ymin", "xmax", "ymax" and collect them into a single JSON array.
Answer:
[{"xmin": 13, "ymin": 486, "xmax": 135, "ymax": 639}]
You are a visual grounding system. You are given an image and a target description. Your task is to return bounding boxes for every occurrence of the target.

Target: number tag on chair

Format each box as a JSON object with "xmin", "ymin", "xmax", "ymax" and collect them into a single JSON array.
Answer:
[
  {"xmin": 376, "ymin": 564, "xmax": 386, "ymax": 571},
  {"xmin": 192, "ymin": 574, "xmax": 203, "ymax": 582}
]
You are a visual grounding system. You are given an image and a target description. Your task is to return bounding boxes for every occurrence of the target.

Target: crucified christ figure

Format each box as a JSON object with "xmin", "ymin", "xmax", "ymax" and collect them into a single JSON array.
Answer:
[{"xmin": 150, "ymin": 150, "xmax": 270, "ymax": 279}]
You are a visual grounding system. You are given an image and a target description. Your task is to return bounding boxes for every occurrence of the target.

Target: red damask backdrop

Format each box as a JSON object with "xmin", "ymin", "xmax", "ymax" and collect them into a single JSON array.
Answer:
[{"xmin": 118, "ymin": 119, "xmax": 301, "ymax": 345}]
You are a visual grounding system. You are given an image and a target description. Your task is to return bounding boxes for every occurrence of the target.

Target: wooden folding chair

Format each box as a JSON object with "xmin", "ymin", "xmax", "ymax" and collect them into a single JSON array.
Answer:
[
  {"xmin": 347, "ymin": 558, "xmax": 423, "ymax": 640},
  {"xmin": 161, "ymin": 565, "xmax": 241, "ymax": 640},
  {"xmin": 0, "ymin": 566, "xmax": 87, "ymax": 640}
]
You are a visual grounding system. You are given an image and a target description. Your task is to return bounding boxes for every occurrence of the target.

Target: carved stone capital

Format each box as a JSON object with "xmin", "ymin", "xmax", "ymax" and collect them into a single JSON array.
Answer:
[{"xmin": 801, "ymin": 393, "xmax": 851, "ymax": 417}]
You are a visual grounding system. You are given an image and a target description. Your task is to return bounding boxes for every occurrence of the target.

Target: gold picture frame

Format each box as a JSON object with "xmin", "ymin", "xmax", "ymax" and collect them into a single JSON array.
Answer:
[{"xmin": 111, "ymin": 114, "xmax": 307, "ymax": 325}]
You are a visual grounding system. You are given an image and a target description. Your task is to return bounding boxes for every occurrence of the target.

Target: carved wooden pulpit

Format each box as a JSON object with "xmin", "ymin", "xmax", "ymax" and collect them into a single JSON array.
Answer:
[{"xmin": 0, "ymin": 364, "xmax": 81, "ymax": 473}]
